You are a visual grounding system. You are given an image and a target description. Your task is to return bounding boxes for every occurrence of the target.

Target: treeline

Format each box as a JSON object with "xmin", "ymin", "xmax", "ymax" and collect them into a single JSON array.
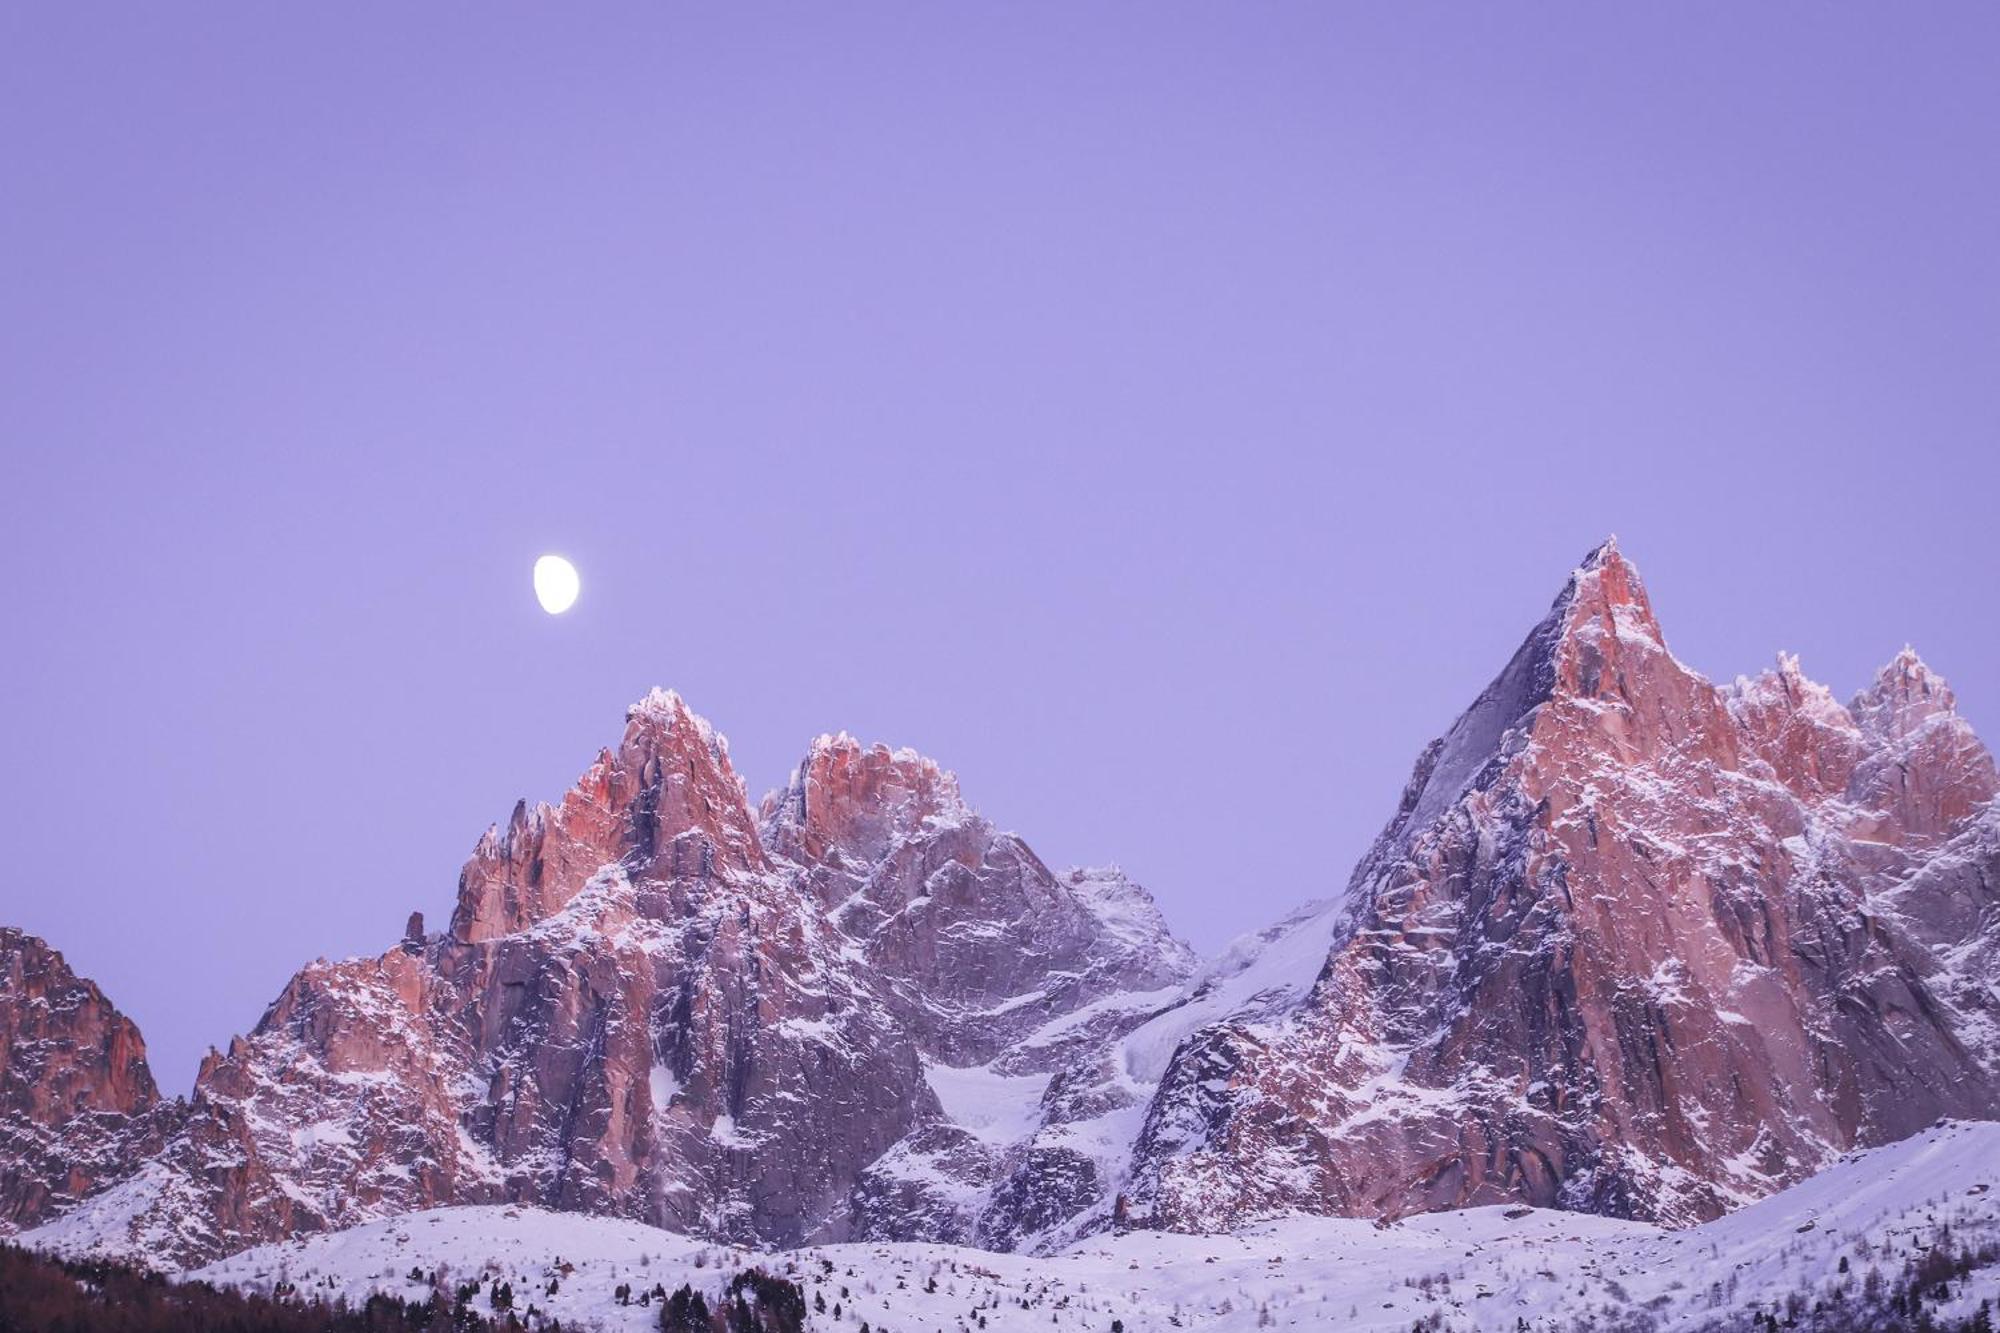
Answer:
[
  {"xmin": 0, "ymin": 1243, "xmax": 519, "ymax": 1333},
  {"xmin": 1519, "ymin": 1221, "xmax": 2000, "ymax": 1333},
  {"xmin": 1714, "ymin": 1228, "xmax": 2000, "ymax": 1333},
  {"xmin": 0, "ymin": 1243, "xmax": 811, "ymax": 1333},
  {"xmin": 659, "ymin": 1270, "xmax": 807, "ymax": 1333}
]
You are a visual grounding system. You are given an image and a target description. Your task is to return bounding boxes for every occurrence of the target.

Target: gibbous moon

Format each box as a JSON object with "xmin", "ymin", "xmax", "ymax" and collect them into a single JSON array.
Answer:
[{"xmin": 533, "ymin": 554, "xmax": 580, "ymax": 615}]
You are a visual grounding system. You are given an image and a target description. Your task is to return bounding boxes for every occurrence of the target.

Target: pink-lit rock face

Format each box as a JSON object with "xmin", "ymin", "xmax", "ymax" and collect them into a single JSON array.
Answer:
[
  {"xmin": 760, "ymin": 732, "xmax": 966, "ymax": 870},
  {"xmin": 1128, "ymin": 540, "xmax": 2000, "ymax": 1231},
  {"xmin": 26, "ymin": 693, "xmax": 1193, "ymax": 1267},
  {"xmin": 0, "ymin": 929, "xmax": 174, "ymax": 1231},
  {"xmin": 451, "ymin": 690, "xmax": 770, "ymax": 943}
]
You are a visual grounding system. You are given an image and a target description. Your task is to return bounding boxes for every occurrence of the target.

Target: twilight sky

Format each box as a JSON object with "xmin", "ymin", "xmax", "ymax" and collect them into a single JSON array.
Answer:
[{"xmin": 3, "ymin": 5, "xmax": 1997, "ymax": 1092}]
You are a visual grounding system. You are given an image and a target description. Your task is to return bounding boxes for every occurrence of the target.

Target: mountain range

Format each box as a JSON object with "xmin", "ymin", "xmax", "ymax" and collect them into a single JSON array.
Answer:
[{"xmin": 6, "ymin": 539, "xmax": 1998, "ymax": 1288}]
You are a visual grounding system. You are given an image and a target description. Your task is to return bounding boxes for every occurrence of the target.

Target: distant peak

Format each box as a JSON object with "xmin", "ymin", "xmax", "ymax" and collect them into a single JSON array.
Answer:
[
  {"xmin": 1724, "ymin": 652, "xmax": 1858, "ymax": 736},
  {"xmin": 1852, "ymin": 647, "xmax": 1958, "ymax": 736},
  {"xmin": 624, "ymin": 687, "xmax": 730, "ymax": 761},
  {"xmin": 1762, "ymin": 652, "xmax": 1827, "ymax": 698},
  {"xmin": 627, "ymin": 685, "xmax": 690, "ymax": 726},
  {"xmin": 1884, "ymin": 645, "xmax": 1932, "ymax": 679},
  {"xmin": 803, "ymin": 729, "xmax": 933, "ymax": 769},
  {"xmin": 1378, "ymin": 540, "xmax": 1672, "ymax": 840},
  {"xmin": 1557, "ymin": 535, "xmax": 1661, "ymax": 645},
  {"xmin": 1568, "ymin": 535, "xmax": 1650, "ymax": 596},
  {"xmin": 763, "ymin": 730, "xmax": 968, "ymax": 865},
  {"xmin": 1871, "ymin": 646, "xmax": 1945, "ymax": 697}
]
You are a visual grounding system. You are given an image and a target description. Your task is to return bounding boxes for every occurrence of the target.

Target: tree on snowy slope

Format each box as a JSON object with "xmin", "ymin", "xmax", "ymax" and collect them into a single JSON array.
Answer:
[
  {"xmin": 660, "ymin": 1283, "xmax": 712, "ymax": 1333},
  {"xmin": 718, "ymin": 1269, "xmax": 807, "ymax": 1333},
  {"xmin": 0, "ymin": 1241, "xmax": 516, "ymax": 1333}
]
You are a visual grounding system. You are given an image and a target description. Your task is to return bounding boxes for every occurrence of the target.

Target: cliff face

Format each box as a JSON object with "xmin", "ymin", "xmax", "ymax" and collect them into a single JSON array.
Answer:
[
  {"xmin": 0, "ymin": 930, "xmax": 174, "ymax": 1231},
  {"xmin": 1126, "ymin": 540, "xmax": 2000, "ymax": 1230},
  {"xmin": 25, "ymin": 693, "xmax": 1192, "ymax": 1268}
]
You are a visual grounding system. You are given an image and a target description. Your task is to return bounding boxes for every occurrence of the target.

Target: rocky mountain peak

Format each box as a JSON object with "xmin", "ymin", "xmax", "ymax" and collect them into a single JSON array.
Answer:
[
  {"xmin": 1379, "ymin": 539, "xmax": 1673, "ymax": 845},
  {"xmin": 1571, "ymin": 534, "xmax": 1648, "ymax": 603},
  {"xmin": 610, "ymin": 687, "xmax": 767, "ymax": 873},
  {"xmin": 452, "ymin": 688, "xmax": 769, "ymax": 942},
  {"xmin": 761, "ymin": 732, "xmax": 968, "ymax": 867},
  {"xmin": 1726, "ymin": 654, "xmax": 1867, "ymax": 803},
  {"xmin": 624, "ymin": 687, "xmax": 731, "ymax": 766},
  {"xmin": 1853, "ymin": 647, "xmax": 1960, "ymax": 738},
  {"xmin": 1844, "ymin": 650, "xmax": 1997, "ymax": 844},
  {"xmin": 1058, "ymin": 865, "xmax": 1200, "ymax": 975},
  {"xmin": 1545, "ymin": 535, "xmax": 1672, "ymax": 699},
  {"xmin": 1128, "ymin": 539, "xmax": 2000, "ymax": 1236},
  {"xmin": 0, "ymin": 930, "xmax": 172, "ymax": 1233},
  {"xmin": 0, "ymin": 931, "xmax": 159, "ymax": 1120}
]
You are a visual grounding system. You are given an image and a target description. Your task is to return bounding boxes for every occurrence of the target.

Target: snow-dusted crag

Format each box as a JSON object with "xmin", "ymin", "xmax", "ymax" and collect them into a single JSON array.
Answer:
[
  {"xmin": 1126, "ymin": 539, "xmax": 2000, "ymax": 1231},
  {"xmin": 19, "ymin": 695, "xmax": 1194, "ymax": 1267},
  {"xmin": 0, "ymin": 929, "xmax": 177, "ymax": 1232}
]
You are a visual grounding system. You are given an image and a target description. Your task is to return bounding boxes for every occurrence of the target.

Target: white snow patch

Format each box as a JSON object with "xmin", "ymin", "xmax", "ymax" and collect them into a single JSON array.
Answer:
[
  {"xmin": 648, "ymin": 1062, "xmax": 680, "ymax": 1110},
  {"xmin": 923, "ymin": 1062, "xmax": 1051, "ymax": 1147}
]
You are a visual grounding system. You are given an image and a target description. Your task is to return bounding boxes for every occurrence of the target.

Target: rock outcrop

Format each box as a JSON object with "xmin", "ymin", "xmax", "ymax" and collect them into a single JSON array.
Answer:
[
  {"xmin": 0, "ymin": 929, "xmax": 175, "ymax": 1232},
  {"xmin": 1125, "ymin": 539, "xmax": 2000, "ymax": 1229}
]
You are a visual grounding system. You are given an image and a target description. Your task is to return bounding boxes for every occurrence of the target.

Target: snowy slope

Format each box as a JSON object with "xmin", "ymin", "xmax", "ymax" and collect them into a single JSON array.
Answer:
[
  {"xmin": 890, "ymin": 894, "xmax": 1356, "ymax": 1254},
  {"xmin": 1118, "ymin": 895, "xmax": 1350, "ymax": 1087},
  {"xmin": 125, "ymin": 1120, "xmax": 2000, "ymax": 1333}
]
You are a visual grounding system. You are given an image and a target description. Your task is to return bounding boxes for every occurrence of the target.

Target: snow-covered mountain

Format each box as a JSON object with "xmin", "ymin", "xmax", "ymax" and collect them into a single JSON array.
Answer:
[
  {"xmin": 1123, "ymin": 539, "xmax": 2000, "ymax": 1231},
  {"xmin": 8, "ymin": 539, "xmax": 2000, "ymax": 1293},
  {"xmin": 63, "ymin": 1119, "xmax": 2000, "ymax": 1332},
  {"xmin": 13, "ymin": 698, "xmax": 1197, "ymax": 1267}
]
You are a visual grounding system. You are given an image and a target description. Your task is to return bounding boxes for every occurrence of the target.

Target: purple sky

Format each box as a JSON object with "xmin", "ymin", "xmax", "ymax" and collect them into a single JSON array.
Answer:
[{"xmin": 4, "ymin": 6, "xmax": 1997, "ymax": 1092}]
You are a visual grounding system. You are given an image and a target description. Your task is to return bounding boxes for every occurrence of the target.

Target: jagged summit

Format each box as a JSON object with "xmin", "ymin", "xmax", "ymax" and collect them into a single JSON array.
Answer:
[
  {"xmin": 1382, "ymin": 539, "xmax": 1668, "ymax": 843},
  {"xmin": 761, "ymin": 731, "xmax": 968, "ymax": 868},
  {"xmin": 626, "ymin": 683, "xmax": 691, "ymax": 722},
  {"xmin": 1853, "ymin": 645, "xmax": 1960, "ymax": 734},
  {"xmin": 22, "ymin": 689, "xmax": 1195, "ymax": 1268},
  {"xmin": 1571, "ymin": 532, "xmax": 1638, "ymax": 582},
  {"xmin": 1128, "ymin": 539, "xmax": 2000, "ymax": 1234},
  {"xmin": 452, "ymin": 688, "xmax": 770, "ymax": 942},
  {"xmin": 625, "ymin": 685, "xmax": 734, "ymax": 759},
  {"xmin": 1538, "ymin": 535, "xmax": 1656, "ymax": 635}
]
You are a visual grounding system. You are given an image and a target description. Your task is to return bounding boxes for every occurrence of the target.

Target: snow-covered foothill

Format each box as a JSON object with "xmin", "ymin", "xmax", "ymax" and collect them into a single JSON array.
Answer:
[{"xmin": 156, "ymin": 1121, "xmax": 2000, "ymax": 1333}]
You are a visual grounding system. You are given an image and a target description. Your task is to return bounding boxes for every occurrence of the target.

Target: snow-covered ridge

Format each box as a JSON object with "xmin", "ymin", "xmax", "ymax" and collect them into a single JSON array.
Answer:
[{"xmin": 163, "ymin": 1120, "xmax": 2000, "ymax": 1332}]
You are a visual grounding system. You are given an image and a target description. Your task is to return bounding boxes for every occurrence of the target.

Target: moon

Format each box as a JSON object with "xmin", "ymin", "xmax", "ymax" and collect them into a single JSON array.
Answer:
[{"xmin": 533, "ymin": 554, "xmax": 581, "ymax": 615}]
